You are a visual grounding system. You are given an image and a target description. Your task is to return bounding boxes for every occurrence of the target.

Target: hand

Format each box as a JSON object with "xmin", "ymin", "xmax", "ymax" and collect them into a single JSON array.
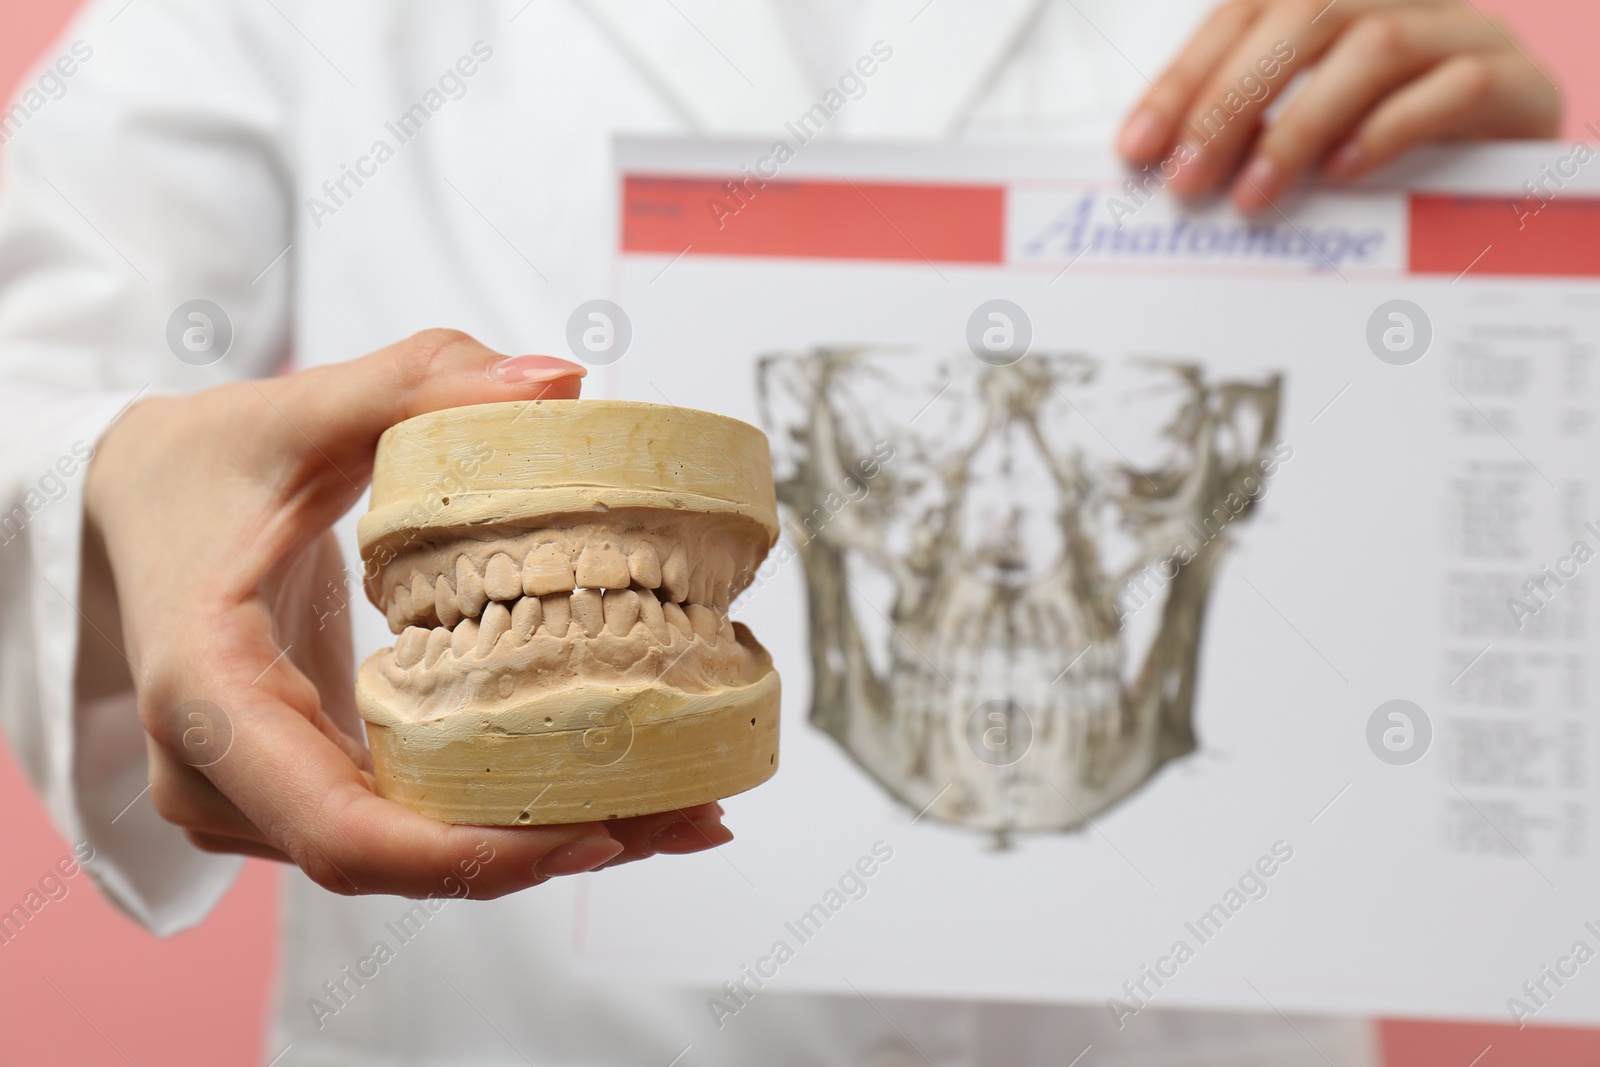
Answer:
[
  {"xmin": 1116, "ymin": 0, "xmax": 1562, "ymax": 211},
  {"xmin": 84, "ymin": 329, "xmax": 734, "ymax": 898}
]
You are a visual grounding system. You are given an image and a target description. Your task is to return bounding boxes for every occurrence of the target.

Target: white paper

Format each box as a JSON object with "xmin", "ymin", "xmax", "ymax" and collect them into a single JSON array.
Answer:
[{"xmin": 572, "ymin": 137, "xmax": 1600, "ymax": 1028}]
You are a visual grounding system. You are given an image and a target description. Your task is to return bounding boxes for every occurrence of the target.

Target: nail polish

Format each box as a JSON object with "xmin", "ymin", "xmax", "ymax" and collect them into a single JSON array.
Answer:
[
  {"xmin": 651, "ymin": 818, "xmax": 734, "ymax": 854},
  {"xmin": 1118, "ymin": 108, "xmax": 1163, "ymax": 158},
  {"xmin": 1323, "ymin": 141, "xmax": 1363, "ymax": 178},
  {"xmin": 1233, "ymin": 157, "xmax": 1278, "ymax": 212},
  {"xmin": 537, "ymin": 835, "xmax": 623, "ymax": 877},
  {"xmin": 489, "ymin": 354, "xmax": 587, "ymax": 384}
]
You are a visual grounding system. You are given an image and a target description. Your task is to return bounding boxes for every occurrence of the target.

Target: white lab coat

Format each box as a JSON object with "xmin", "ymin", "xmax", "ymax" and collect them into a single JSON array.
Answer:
[{"xmin": 0, "ymin": 1, "xmax": 1382, "ymax": 1063}]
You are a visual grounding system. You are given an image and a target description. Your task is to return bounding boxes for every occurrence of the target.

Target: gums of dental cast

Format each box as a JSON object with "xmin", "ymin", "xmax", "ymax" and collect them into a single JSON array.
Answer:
[{"xmin": 353, "ymin": 400, "xmax": 781, "ymax": 826}]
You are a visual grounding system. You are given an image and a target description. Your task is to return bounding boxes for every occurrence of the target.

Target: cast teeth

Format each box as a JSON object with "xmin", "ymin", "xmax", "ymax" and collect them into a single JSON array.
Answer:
[
  {"xmin": 522, "ymin": 543, "xmax": 574, "ymax": 597},
  {"xmin": 384, "ymin": 585, "xmax": 739, "ymax": 677},
  {"xmin": 381, "ymin": 529, "xmax": 741, "ymax": 634},
  {"xmin": 628, "ymin": 542, "xmax": 661, "ymax": 588},
  {"xmin": 575, "ymin": 543, "xmax": 630, "ymax": 589},
  {"xmin": 484, "ymin": 553, "xmax": 521, "ymax": 601},
  {"xmin": 377, "ymin": 524, "xmax": 754, "ymax": 680}
]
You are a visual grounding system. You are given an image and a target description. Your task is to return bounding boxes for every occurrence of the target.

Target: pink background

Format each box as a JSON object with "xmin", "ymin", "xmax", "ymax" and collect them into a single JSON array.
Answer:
[{"xmin": 2, "ymin": 1, "xmax": 1599, "ymax": 1064}]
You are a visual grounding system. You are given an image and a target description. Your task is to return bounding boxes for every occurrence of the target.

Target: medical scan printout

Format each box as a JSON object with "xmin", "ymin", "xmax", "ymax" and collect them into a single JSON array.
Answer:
[{"xmin": 571, "ymin": 137, "xmax": 1600, "ymax": 1026}]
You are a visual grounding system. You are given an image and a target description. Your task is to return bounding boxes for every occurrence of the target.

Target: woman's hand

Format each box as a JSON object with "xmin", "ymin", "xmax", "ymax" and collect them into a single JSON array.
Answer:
[
  {"xmin": 84, "ymin": 329, "xmax": 733, "ymax": 898},
  {"xmin": 1116, "ymin": 0, "xmax": 1562, "ymax": 211}
]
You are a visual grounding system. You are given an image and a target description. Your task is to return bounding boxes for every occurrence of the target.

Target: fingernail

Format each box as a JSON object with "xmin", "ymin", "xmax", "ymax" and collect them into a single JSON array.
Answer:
[
  {"xmin": 537, "ymin": 835, "xmax": 623, "ymax": 877},
  {"xmin": 651, "ymin": 818, "xmax": 733, "ymax": 855},
  {"xmin": 1117, "ymin": 108, "xmax": 1164, "ymax": 159},
  {"xmin": 1323, "ymin": 140, "xmax": 1363, "ymax": 178},
  {"xmin": 489, "ymin": 354, "xmax": 587, "ymax": 385},
  {"xmin": 1162, "ymin": 140, "xmax": 1208, "ymax": 194},
  {"xmin": 1232, "ymin": 157, "xmax": 1278, "ymax": 212}
]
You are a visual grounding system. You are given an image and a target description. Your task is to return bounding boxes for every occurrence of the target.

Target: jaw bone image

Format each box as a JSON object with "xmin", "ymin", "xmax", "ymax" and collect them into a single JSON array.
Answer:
[
  {"xmin": 355, "ymin": 400, "xmax": 781, "ymax": 826},
  {"xmin": 759, "ymin": 350, "xmax": 1282, "ymax": 837}
]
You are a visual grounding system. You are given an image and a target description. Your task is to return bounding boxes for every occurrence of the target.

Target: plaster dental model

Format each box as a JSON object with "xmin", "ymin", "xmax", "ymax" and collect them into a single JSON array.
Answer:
[{"xmin": 354, "ymin": 400, "xmax": 781, "ymax": 826}]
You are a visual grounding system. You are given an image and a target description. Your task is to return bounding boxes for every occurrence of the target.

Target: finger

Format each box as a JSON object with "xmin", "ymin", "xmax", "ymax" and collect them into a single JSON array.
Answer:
[
  {"xmin": 1234, "ymin": 7, "xmax": 1505, "ymax": 209},
  {"xmin": 1166, "ymin": 0, "xmax": 1411, "ymax": 195},
  {"xmin": 601, "ymin": 802, "xmax": 733, "ymax": 863},
  {"xmin": 1119, "ymin": 0, "xmax": 1264, "ymax": 163},
  {"xmin": 1324, "ymin": 51, "xmax": 1560, "ymax": 178},
  {"xmin": 148, "ymin": 741, "xmax": 275, "ymax": 844},
  {"xmin": 264, "ymin": 331, "xmax": 586, "ymax": 485},
  {"xmin": 185, "ymin": 830, "xmax": 293, "ymax": 863},
  {"xmin": 193, "ymin": 675, "xmax": 623, "ymax": 897},
  {"xmin": 216, "ymin": 602, "xmax": 373, "ymax": 772}
]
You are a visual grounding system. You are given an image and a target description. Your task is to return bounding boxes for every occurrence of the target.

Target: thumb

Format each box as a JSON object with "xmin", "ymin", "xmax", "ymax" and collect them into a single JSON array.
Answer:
[{"xmin": 265, "ymin": 329, "xmax": 586, "ymax": 474}]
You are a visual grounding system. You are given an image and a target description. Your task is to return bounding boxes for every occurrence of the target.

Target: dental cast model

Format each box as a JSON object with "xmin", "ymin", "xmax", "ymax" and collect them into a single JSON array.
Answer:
[{"xmin": 354, "ymin": 400, "xmax": 781, "ymax": 826}]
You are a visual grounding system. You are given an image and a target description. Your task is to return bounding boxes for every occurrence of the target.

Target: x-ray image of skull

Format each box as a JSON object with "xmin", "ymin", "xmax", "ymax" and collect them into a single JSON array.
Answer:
[{"xmin": 757, "ymin": 349, "xmax": 1283, "ymax": 838}]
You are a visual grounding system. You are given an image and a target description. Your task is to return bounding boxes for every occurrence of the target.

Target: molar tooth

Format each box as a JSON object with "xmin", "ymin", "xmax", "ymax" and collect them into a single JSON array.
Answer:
[
  {"xmin": 424, "ymin": 626, "xmax": 451, "ymax": 667},
  {"xmin": 386, "ymin": 596, "xmax": 407, "ymax": 634},
  {"xmin": 603, "ymin": 589, "xmax": 642, "ymax": 636},
  {"xmin": 523, "ymin": 543, "xmax": 575, "ymax": 596},
  {"xmin": 661, "ymin": 599, "xmax": 692, "ymax": 638},
  {"xmin": 435, "ymin": 575, "xmax": 461, "ymax": 628},
  {"xmin": 395, "ymin": 626, "xmax": 429, "ymax": 669},
  {"xmin": 662, "ymin": 544, "xmax": 691, "ymax": 602},
  {"xmin": 627, "ymin": 542, "xmax": 662, "ymax": 588},
  {"xmin": 571, "ymin": 588, "xmax": 604, "ymax": 637},
  {"xmin": 484, "ymin": 553, "xmax": 521, "ymax": 601},
  {"xmin": 452, "ymin": 617, "xmax": 479, "ymax": 658},
  {"xmin": 636, "ymin": 592, "xmax": 669, "ymax": 641},
  {"xmin": 717, "ymin": 612, "xmax": 735, "ymax": 642},
  {"xmin": 576, "ymin": 543, "xmax": 631, "ymax": 589},
  {"xmin": 387, "ymin": 585, "xmax": 412, "ymax": 632},
  {"xmin": 540, "ymin": 593, "xmax": 571, "ymax": 638},
  {"xmin": 456, "ymin": 556, "xmax": 487, "ymax": 618},
  {"xmin": 512, "ymin": 596, "xmax": 542, "ymax": 644},
  {"xmin": 687, "ymin": 563, "xmax": 709, "ymax": 608},
  {"xmin": 686, "ymin": 603, "xmax": 718, "ymax": 643},
  {"xmin": 411, "ymin": 572, "xmax": 436, "ymax": 621},
  {"xmin": 478, "ymin": 601, "xmax": 511, "ymax": 656}
]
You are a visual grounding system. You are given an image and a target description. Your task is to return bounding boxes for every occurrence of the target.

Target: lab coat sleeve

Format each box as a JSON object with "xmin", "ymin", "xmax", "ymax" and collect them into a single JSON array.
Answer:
[{"xmin": 0, "ymin": 0, "xmax": 299, "ymax": 933}]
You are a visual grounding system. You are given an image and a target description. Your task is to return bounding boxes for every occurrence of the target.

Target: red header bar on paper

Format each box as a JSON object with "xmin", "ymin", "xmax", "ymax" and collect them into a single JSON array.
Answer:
[
  {"xmin": 623, "ymin": 175, "xmax": 1600, "ymax": 278},
  {"xmin": 622, "ymin": 175, "xmax": 1004, "ymax": 263},
  {"xmin": 1409, "ymin": 193, "xmax": 1600, "ymax": 278}
]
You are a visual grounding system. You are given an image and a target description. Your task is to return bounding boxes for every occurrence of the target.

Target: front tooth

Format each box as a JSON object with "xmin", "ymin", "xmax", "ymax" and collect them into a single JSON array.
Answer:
[
  {"xmin": 627, "ymin": 543, "xmax": 662, "ymax": 588},
  {"xmin": 435, "ymin": 575, "xmax": 461, "ymax": 628},
  {"xmin": 523, "ymin": 543, "xmax": 575, "ymax": 596},
  {"xmin": 478, "ymin": 601, "xmax": 511, "ymax": 655},
  {"xmin": 512, "ymin": 596, "xmax": 542, "ymax": 643},
  {"xmin": 637, "ymin": 592, "xmax": 669, "ymax": 641},
  {"xmin": 456, "ymin": 556, "xmax": 488, "ymax": 618},
  {"xmin": 452, "ymin": 617, "xmax": 479, "ymax": 657},
  {"xmin": 662, "ymin": 600, "xmax": 692, "ymax": 638},
  {"xmin": 484, "ymin": 553, "xmax": 521, "ymax": 601},
  {"xmin": 662, "ymin": 544, "xmax": 691, "ymax": 602},
  {"xmin": 576, "ymin": 543, "xmax": 631, "ymax": 589},
  {"xmin": 541, "ymin": 594, "xmax": 571, "ymax": 638},
  {"xmin": 425, "ymin": 626, "xmax": 451, "ymax": 667},
  {"xmin": 412, "ymin": 572, "xmax": 436, "ymax": 622},
  {"xmin": 603, "ymin": 589, "xmax": 642, "ymax": 635},
  {"xmin": 571, "ymin": 589, "xmax": 604, "ymax": 637},
  {"xmin": 395, "ymin": 626, "xmax": 429, "ymax": 669},
  {"xmin": 686, "ymin": 604, "xmax": 719, "ymax": 643}
]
